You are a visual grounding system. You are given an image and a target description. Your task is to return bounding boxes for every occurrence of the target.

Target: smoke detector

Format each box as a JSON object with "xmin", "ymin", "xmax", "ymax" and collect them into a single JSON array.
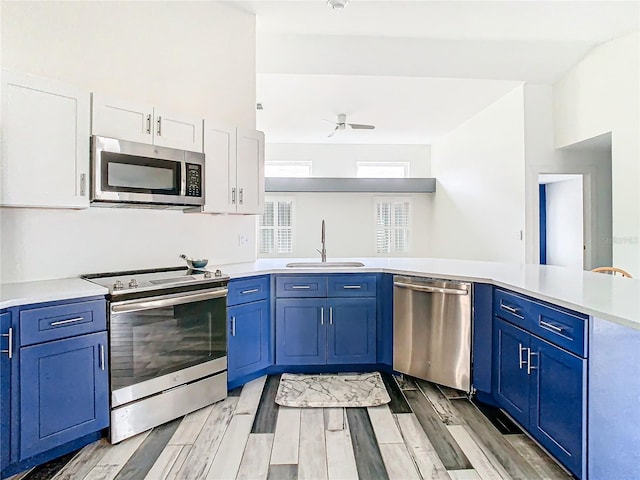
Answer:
[{"xmin": 327, "ymin": 0, "xmax": 349, "ymax": 10}]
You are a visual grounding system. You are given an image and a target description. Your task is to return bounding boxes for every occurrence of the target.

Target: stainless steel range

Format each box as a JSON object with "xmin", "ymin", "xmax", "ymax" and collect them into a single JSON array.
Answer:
[{"xmin": 82, "ymin": 266, "xmax": 229, "ymax": 443}]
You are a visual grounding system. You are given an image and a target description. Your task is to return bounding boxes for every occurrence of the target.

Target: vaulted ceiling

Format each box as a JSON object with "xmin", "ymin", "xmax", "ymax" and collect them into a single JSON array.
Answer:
[{"xmin": 227, "ymin": 1, "xmax": 639, "ymax": 144}]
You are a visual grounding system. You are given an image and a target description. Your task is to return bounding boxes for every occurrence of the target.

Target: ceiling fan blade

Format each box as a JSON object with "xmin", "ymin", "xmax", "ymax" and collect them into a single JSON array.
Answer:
[
  {"xmin": 348, "ymin": 123, "xmax": 375, "ymax": 130},
  {"xmin": 328, "ymin": 125, "xmax": 339, "ymax": 137}
]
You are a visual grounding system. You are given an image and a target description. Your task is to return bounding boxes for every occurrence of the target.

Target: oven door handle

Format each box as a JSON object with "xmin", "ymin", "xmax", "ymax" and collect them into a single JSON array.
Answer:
[{"xmin": 111, "ymin": 288, "xmax": 228, "ymax": 313}]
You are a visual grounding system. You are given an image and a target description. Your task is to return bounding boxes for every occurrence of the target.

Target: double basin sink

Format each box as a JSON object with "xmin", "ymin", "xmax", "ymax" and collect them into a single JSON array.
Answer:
[{"xmin": 285, "ymin": 261, "xmax": 365, "ymax": 268}]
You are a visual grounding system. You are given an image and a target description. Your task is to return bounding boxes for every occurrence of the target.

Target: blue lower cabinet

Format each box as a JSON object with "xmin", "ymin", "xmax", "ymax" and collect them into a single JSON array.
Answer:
[
  {"xmin": 530, "ymin": 336, "xmax": 584, "ymax": 477},
  {"xmin": 276, "ymin": 298, "xmax": 326, "ymax": 365},
  {"xmin": 19, "ymin": 332, "xmax": 109, "ymax": 460},
  {"xmin": 493, "ymin": 316, "xmax": 585, "ymax": 478},
  {"xmin": 327, "ymin": 298, "xmax": 376, "ymax": 364},
  {"xmin": 493, "ymin": 318, "xmax": 530, "ymax": 427},
  {"xmin": 228, "ymin": 300, "xmax": 270, "ymax": 383},
  {"xmin": 1, "ymin": 311, "xmax": 12, "ymax": 473}
]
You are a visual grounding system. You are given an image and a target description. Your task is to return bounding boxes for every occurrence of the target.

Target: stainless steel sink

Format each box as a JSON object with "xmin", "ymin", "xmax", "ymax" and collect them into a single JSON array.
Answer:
[{"xmin": 285, "ymin": 261, "xmax": 365, "ymax": 268}]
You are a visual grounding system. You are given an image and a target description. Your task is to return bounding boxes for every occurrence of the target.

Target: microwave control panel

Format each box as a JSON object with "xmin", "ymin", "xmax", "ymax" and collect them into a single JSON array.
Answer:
[{"xmin": 186, "ymin": 163, "xmax": 202, "ymax": 197}]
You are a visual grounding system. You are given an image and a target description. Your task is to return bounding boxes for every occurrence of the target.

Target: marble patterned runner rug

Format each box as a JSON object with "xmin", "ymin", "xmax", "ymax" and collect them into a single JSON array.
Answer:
[{"xmin": 275, "ymin": 372, "xmax": 391, "ymax": 407}]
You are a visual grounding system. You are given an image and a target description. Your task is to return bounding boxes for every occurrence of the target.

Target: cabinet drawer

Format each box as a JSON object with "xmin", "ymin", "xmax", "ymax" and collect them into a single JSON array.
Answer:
[
  {"xmin": 494, "ymin": 289, "xmax": 587, "ymax": 357},
  {"xmin": 19, "ymin": 299, "xmax": 107, "ymax": 346},
  {"xmin": 276, "ymin": 276, "xmax": 327, "ymax": 298},
  {"xmin": 328, "ymin": 275, "xmax": 377, "ymax": 297},
  {"xmin": 228, "ymin": 276, "xmax": 269, "ymax": 306}
]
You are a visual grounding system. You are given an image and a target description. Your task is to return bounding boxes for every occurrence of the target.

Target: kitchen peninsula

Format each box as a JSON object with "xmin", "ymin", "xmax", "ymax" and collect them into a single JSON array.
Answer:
[{"xmin": 1, "ymin": 258, "xmax": 638, "ymax": 479}]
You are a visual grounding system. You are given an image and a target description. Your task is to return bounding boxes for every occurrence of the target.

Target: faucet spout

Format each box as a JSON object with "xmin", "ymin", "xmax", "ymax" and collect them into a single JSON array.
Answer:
[{"xmin": 317, "ymin": 219, "xmax": 327, "ymax": 262}]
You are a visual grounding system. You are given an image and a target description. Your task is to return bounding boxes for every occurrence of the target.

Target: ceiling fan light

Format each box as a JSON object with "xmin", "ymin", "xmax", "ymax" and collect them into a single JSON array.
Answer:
[{"xmin": 327, "ymin": 0, "xmax": 349, "ymax": 10}]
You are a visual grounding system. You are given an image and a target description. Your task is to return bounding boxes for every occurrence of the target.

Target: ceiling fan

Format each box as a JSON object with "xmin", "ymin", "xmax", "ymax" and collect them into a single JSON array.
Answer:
[{"xmin": 328, "ymin": 113, "xmax": 375, "ymax": 137}]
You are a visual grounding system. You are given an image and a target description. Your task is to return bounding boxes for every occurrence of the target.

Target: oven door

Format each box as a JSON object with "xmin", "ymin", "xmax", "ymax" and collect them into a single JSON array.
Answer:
[{"xmin": 109, "ymin": 287, "xmax": 227, "ymax": 408}]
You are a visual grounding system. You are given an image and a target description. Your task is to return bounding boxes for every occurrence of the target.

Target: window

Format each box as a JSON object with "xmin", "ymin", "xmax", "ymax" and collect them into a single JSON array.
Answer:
[
  {"xmin": 375, "ymin": 197, "xmax": 410, "ymax": 254},
  {"xmin": 357, "ymin": 162, "xmax": 409, "ymax": 178},
  {"xmin": 265, "ymin": 161, "xmax": 312, "ymax": 178},
  {"xmin": 259, "ymin": 197, "xmax": 294, "ymax": 254}
]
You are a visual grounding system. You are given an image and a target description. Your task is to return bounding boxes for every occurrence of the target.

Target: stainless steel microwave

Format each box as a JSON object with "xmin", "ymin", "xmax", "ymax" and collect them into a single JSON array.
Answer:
[{"xmin": 90, "ymin": 136, "xmax": 205, "ymax": 208}]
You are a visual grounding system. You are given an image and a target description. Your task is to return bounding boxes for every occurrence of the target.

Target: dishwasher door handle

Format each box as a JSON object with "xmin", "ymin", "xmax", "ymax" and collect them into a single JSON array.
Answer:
[{"xmin": 393, "ymin": 281, "xmax": 468, "ymax": 295}]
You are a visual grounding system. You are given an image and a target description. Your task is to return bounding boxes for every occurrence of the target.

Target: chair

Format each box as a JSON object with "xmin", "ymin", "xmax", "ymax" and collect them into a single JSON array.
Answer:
[{"xmin": 591, "ymin": 267, "xmax": 633, "ymax": 278}]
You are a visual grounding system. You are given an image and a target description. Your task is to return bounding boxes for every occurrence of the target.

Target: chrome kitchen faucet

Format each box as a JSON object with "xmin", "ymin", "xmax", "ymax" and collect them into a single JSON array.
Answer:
[{"xmin": 317, "ymin": 219, "xmax": 327, "ymax": 262}]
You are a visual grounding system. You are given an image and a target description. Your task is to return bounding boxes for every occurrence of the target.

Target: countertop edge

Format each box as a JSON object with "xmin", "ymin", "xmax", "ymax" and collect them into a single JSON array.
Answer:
[{"xmin": 2, "ymin": 262, "xmax": 637, "ymax": 330}]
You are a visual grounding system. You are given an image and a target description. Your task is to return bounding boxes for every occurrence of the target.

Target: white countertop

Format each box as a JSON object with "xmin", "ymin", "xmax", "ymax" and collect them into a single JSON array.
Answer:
[
  {"xmin": 1, "ymin": 258, "xmax": 638, "ymax": 330},
  {"xmin": 223, "ymin": 258, "xmax": 640, "ymax": 330},
  {"xmin": 0, "ymin": 278, "xmax": 108, "ymax": 309}
]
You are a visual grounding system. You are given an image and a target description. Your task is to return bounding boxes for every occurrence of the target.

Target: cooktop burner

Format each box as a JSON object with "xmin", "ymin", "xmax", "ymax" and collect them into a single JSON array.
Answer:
[{"xmin": 81, "ymin": 266, "xmax": 230, "ymax": 297}]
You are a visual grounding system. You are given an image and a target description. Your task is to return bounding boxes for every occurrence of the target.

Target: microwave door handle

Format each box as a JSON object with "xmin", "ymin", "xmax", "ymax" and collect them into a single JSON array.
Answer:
[{"xmin": 181, "ymin": 161, "xmax": 187, "ymax": 196}]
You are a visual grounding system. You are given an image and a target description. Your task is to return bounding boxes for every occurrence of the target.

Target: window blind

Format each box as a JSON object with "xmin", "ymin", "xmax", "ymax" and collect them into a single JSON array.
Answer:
[
  {"xmin": 259, "ymin": 198, "xmax": 294, "ymax": 254},
  {"xmin": 375, "ymin": 198, "xmax": 410, "ymax": 253}
]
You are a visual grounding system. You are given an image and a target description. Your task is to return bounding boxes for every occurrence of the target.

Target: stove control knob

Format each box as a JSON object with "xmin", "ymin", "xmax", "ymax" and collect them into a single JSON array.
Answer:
[
  {"xmin": 203, "ymin": 271, "xmax": 212, "ymax": 279},
  {"xmin": 129, "ymin": 279, "xmax": 139, "ymax": 288},
  {"xmin": 113, "ymin": 280, "xmax": 124, "ymax": 290},
  {"xmin": 214, "ymin": 269, "xmax": 222, "ymax": 277}
]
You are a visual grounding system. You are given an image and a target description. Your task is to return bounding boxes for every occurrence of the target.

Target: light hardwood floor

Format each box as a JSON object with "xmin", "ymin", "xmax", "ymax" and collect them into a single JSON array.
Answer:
[{"xmin": 9, "ymin": 373, "xmax": 573, "ymax": 480}]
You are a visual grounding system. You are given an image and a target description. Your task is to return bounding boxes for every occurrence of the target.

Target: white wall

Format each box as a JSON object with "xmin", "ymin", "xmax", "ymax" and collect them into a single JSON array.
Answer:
[
  {"xmin": 524, "ymin": 85, "xmax": 612, "ymax": 271},
  {"xmin": 0, "ymin": 1, "xmax": 258, "ymax": 282},
  {"xmin": 428, "ymin": 85, "xmax": 526, "ymax": 262},
  {"xmin": 554, "ymin": 32, "xmax": 640, "ymax": 276},
  {"xmin": 266, "ymin": 193, "xmax": 431, "ymax": 259},
  {"xmin": 262, "ymin": 143, "xmax": 431, "ymax": 258},
  {"xmin": 544, "ymin": 177, "xmax": 584, "ymax": 269}
]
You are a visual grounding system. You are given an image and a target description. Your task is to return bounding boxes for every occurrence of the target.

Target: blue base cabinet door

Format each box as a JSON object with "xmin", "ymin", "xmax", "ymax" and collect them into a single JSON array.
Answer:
[
  {"xmin": 327, "ymin": 298, "xmax": 376, "ymax": 364},
  {"xmin": 493, "ymin": 318, "xmax": 530, "ymax": 427},
  {"xmin": 1, "ymin": 311, "xmax": 12, "ymax": 472},
  {"xmin": 530, "ymin": 337, "xmax": 585, "ymax": 478},
  {"xmin": 276, "ymin": 299, "xmax": 325, "ymax": 365},
  {"xmin": 228, "ymin": 300, "xmax": 270, "ymax": 383},
  {"xmin": 19, "ymin": 332, "xmax": 109, "ymax": 460}
]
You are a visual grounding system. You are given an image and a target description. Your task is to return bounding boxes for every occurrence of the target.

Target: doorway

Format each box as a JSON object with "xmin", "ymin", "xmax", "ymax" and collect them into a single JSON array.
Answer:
[{"xmin": 538, "ymin": 174, "xmax": 584, "ymax": 269}]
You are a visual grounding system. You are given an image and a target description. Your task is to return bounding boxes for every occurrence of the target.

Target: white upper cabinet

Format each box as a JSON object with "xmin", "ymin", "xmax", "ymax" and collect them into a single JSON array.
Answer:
[
  {"xmin": 201, "ymin": 122, "xmax": 264, "ymax": 215},
  {"xmin": 91, "ymin": 94, "xmax": 154, "ymax": 144},
  {"xmin": 236, "ymin": 129, "xmax": 265, "ymax": 214},
  {"xmin": 152, "ymin": 108, "xmax": 203, "ymax": 152},
  {"xmin": 202, "ymin": 122, "xmax": 237, "ymax": 214},
  {"xmin": 91, "ymin": 95, "xmax": 203, "ymax": 152},
  {"xmin": 1, "ymin": 70, "xmax": 90, "ymax": 209}
]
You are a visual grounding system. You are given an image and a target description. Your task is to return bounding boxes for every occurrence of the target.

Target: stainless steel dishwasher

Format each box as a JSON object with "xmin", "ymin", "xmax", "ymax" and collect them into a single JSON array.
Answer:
[{"xmin": 393, "ymin": 276, "xmax": 472, "ymax": 392}]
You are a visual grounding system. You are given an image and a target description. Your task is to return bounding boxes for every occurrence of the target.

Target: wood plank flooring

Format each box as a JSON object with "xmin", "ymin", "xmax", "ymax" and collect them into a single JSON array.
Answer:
[{"xmin": 11, "ymin": 373, "xmax": 573, "ymax": 480}]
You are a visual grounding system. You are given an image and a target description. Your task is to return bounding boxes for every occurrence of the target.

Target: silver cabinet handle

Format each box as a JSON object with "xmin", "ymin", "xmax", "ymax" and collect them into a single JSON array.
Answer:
[
  {"xmin": 527, "ymin": 349, "xmax": 538, "ymax": 375},
  {"xmin": 518, "ymin": 343, "xmax": 526, "ymax": 369},
  {"xmin": 50, "ymin": 316, "xmax": 84, "ymax": 327},
  {"xmin": 80, "ymin": 173, "xmax": 86, "ymax": 196},
  {"xmin": 241, "ymin": 289, "xmax": 259, "ymax": 295},
  {"xmin": 343, "ymin": 285, "xmax": 362, "ymax": 289},
  {"xmin": 540, "ymin": 321, "xmax": 564, "ymax": 333},
  {"xmin": 239, "ymin": 188, "xmax": 244, "ymax": 205},
  {"xmin": 500, "ymin": 302, "xmax": 522, "ymax": 316},
  {"xmin": 1, "ymin": 328, "xmax": 13, "ymax": 359},
  {"xmin": 231, "ymin": 317, "xmax": 236, "ymax": 336},
  {"xmin": 156, "ymin": 116, "xmax": 162, "ymax": 136},
  {"xmin": 329, "ymin": 307, "xmax": 333, "ymax": 325},
  {"xmin": 146, "ymin": 114, "xmax": 152, "ymax": 134},
  {"xmin": 291, "ymin": 285, "xmax": 311, "ymax": 289},
  {"xmin": 393, "ymin": 281, "xmax": 468, "ymax": 295},
  {"xmin": 320, "ymin": 307, "xmax": 324, "ymax": 326},
  {"xmin": 99, "ymin": 344, "xmax": 105, "ymax": 371},
  {"xmin": 231, "ymin": 187, "xmax": 236, "ymax": 204}
]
